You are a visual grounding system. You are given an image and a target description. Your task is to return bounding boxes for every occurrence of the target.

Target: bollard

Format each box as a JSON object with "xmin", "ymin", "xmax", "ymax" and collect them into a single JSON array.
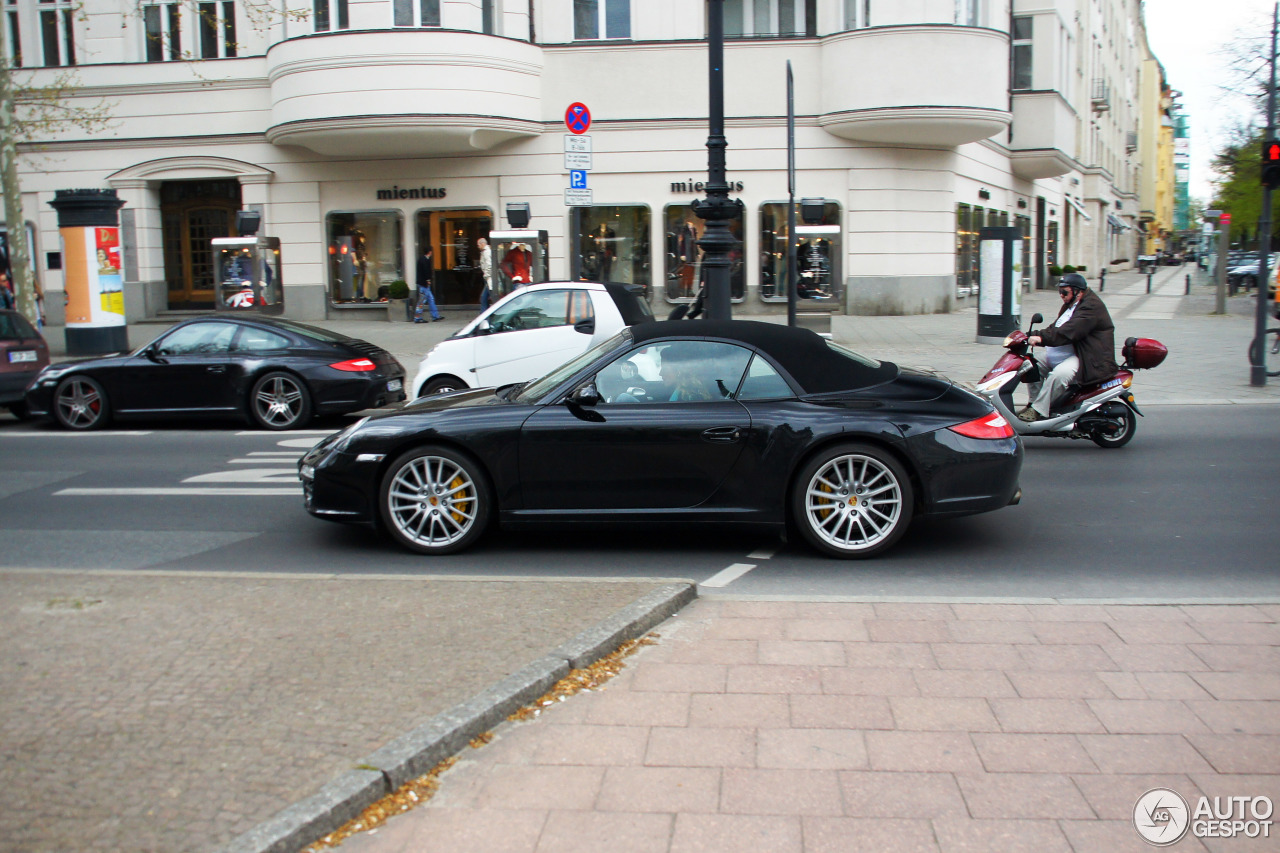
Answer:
[
  {"xmin": 1146, "ymin": 272, "xmax": 1152, "ymax": 294},
  {"xmin": 1185, "ymin": 273, "xmax": 1191, "ymax": 295}
]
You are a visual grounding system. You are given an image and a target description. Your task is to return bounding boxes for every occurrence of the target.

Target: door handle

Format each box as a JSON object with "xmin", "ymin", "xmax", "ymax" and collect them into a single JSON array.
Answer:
[
  {"xmin": 207, "ymin": 365, "xmax": 226, "ymax": 373},
  {"xmin": 701, "ymin": 426, "xmax": 742, "ymax": 443}
]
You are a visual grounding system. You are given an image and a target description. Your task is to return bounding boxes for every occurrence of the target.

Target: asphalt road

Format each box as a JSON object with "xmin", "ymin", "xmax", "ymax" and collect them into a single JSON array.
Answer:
[{"xmin": 1, "ymin": 404, "xmax": 1275, "ymax": 601}]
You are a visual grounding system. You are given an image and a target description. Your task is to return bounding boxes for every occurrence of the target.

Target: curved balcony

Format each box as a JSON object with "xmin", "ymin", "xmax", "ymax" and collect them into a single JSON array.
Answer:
[
  {"xmin": 266, "ymin": 30, "xmax": 542, "ymax": 157},
  {"xmin": 1008, "ymin": 90, "xmax": 1079, "ymax": 178},
  {"xmin": 819, "ymin": 26, "xmax": 1010, "ymax": 147}
]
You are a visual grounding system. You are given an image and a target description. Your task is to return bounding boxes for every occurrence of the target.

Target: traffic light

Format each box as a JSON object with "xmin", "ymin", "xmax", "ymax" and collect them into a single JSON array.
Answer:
[{"xmin": 1263, "ymin": 139, "xmax": 1280, "ymax": 189}]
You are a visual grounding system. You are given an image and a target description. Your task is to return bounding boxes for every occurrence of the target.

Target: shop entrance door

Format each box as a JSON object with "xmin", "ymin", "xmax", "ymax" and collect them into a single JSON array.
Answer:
[
  {"xmin": 160, "ymin": 180, "xmax": 241, "ymax": 309},
  {"xmin": 416, "ymin": 209, "xmax": 492, "ymax": 307}
]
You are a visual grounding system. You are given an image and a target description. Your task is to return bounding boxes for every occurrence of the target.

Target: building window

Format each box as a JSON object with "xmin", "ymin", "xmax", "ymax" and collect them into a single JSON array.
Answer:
[
  {"xmin": 38, "ymin": 0, "xmax": 76, "ymax": 67},
  {"xmin": 313, "ymin": 0, "xmax": 349, "ymax": 31},
  {"xmin": 574, "ymin": 0, "xmax": 630, "ymax": 40},
  {"xmin": 196, "ymin": 2, "xmax": 236, "ymax": 58},
  {"xmin": 4, "ymin": 0, "xmax": 20, "ymax": 67},
  {"xmin": 663, "ymin": 205, "xmax": 744, "ymax": 303},
  {"xmin": 394, "ymin": 0, "xmax": 440, "ymax": 27},
  {"xmin": 1012, "ymin": 16, "xmax": 1032, "ymax": 90},
  {"xmin": 570, "ymin": 205, "xmax": 650, "ymax": 293},
  {"xmin": 725, "ymin": 0, "xmax": 809, "ymax": 38},
  {"xmin": 144, "ymin": 3, "xmax": 182, "ymax": 62},
  {"xmin": 956, "ymin": 0, "xmax": 981, "ymax": 27},
  {"xmin": 844, "ymin": 0, "xmax": 869, "ymax": 30},
  {"xmin": 760, "ymin": 201, "xmax": 841, "ymax": 303},
  {"xmin": 326, "ymin": 211, "xmax": 404, "ymax": 305}
]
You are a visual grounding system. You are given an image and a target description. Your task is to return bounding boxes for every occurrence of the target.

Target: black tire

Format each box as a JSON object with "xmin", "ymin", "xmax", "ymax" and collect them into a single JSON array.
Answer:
[
  {"xmin": 1248, "ymin": 329, "xmax": 1280, "ymax": 377},
  {"xmin": 1090, "ymin": 405, "xmax": 1137, "ymax": 449},
  {"xmin": 421, "ymin": 375, "xmax": 466, "ymax": 397},
  {"xmin": 379, "ymin": 446, "xmax": 491, "ymax": 554},
  {"xmin": 53, "ymin": 376, "xmax": 110, "ymax": 430},
  {"xmin": 791, "ymin": 442, "xmax": 913, "ymax": 559},
  {"xmin": 248, "ymin": 371, "xmax": 312, "ymax": 430}
]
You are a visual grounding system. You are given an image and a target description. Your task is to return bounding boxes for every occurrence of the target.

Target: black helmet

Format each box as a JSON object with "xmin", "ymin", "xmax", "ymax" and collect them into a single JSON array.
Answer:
[{"xmin": 1059, "ymin": 272, "xmax": 1088, "ymax": 291}]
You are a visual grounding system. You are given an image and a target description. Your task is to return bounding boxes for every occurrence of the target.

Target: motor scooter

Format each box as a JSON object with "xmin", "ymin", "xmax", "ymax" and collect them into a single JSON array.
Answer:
[{"xmin": 974, "ymin": 313, "xmax": 1167, "ymax": 449}]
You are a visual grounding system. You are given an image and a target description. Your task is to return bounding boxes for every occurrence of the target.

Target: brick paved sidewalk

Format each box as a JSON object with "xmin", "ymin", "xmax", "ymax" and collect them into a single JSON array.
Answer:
[{"xmin": 342, "ymin": 598, "xmax": 1280, "ymax": 853}]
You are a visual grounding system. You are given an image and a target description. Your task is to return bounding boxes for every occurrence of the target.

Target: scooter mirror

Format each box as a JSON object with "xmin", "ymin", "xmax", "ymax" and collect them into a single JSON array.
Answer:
[{"xmin": 1030, "ymin": 313, "xmax": 1043, "ymax": 325}]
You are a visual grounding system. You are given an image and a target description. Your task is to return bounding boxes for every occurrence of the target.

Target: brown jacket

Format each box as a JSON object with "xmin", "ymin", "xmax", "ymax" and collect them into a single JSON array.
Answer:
[{"xmin": 1037, "ymin": 289, "xmax": 1118, "ymax": 386}]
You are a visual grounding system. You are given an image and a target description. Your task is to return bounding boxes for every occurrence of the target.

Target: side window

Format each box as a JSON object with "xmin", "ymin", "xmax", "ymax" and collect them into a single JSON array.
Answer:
[
  {"xmin": 488, "ymin": 289, "xmax": 570, "ymax": 333},
  {"xmin": 597, "ymin": 340, "xmax": 752, "ymax": 404},
  {"xmin": 157, "ymin": 322, "xmax": 236, "ymax": 355},
  {"xmin": 233, "ymin": 328, "xmax": 291, "ymax": 353},
  {"xmin": 567, "ymin": 290, "xmax": 595, "ymax": 325},
  {"xmin": 736, "ymin": 355, "xmax": 794, "ymax": 400}
]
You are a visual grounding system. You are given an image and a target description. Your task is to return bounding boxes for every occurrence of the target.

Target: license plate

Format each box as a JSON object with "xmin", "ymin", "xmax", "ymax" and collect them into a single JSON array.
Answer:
[
  {"xmin": 387, "ymin": 379, "xmax": 403, "ymax": 392},
  {"xmin": 8, "ymin": 350, "xmax": 37, "ymax": 363}
]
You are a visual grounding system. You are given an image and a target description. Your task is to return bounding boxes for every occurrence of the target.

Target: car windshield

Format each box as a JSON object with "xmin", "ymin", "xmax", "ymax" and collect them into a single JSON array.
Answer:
[
  {"xmin": 513, "ymin": 328, "xmax": 635, "ymax": 403},
  {"xmin": 824, "ymin": 340, "xmax": 882, "ymax": 369}
]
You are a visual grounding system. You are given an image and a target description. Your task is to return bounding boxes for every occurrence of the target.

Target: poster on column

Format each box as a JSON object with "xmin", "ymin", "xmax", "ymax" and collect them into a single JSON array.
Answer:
[
  {"xmin": 64, "ymin": 226, "xmax": 126, "ymax": 327},
  {"xmin": 977, "ymin": 238, "xmax": 1021, "ymax": 317}
]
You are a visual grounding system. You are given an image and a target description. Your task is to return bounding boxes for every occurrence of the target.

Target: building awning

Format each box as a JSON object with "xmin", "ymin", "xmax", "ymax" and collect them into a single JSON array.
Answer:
[
  {"xmin": 1107, "ymin": 213, "xmax": 1132, "ymax": 232},
  {"xmin": 1065, "ymin": 195, "xmax": 1092, "ymax": 221}
]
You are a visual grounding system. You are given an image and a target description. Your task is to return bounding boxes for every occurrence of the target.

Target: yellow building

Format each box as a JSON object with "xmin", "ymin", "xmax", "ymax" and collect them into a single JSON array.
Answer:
[{"xmin": 1139, "ymin": 53, "xmax": 1177, "ymax": 255}]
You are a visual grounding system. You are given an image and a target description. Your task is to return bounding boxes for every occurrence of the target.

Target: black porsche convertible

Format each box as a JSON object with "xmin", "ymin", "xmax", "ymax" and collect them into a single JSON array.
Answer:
[
  {"xmin": 24, "ymin": 316, "xmax": 405, "ymax": 431},
  {"xmin": 299, "ymin": 320, "xmax": 1022, "ymax": 559}
]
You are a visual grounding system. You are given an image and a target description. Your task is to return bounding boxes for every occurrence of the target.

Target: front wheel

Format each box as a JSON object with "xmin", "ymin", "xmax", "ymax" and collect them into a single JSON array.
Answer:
[
  {"xmin": 1090, "ymin": 405, "xmax": 1137, "ymax": 449},
  {"xmin": 379, "ymin": 446, "xmax": 491, "ymax": 554},
  {"xmin": 791, "ymin": 443, "xmax": 913, "ymax": 559},
  {"xmin": 249, "ymin": 371, "xmax": 312, "ymax": 430},
  {"xmin": 421, "ymin": 376, "xmax": 466, "ymax": 397},
  {"xmin": 53, "ymin": 376, "xmax": 110, "ymax": 430},
  {"xmin": 1248, "ymin": 328, "xmax": 1280, "ymax": 377}
]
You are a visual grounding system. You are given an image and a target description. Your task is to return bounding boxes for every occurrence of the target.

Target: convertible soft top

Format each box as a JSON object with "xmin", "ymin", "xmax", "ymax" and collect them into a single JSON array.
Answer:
[{"xmin": 630, "ymin": 320, "xmax": 898, "ymax": 394}]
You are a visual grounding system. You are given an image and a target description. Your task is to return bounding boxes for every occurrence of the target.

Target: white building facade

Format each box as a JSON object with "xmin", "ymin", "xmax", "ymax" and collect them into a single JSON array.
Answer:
[{"xmin": 3, "ymin": 0, "xmax": 1157, "ymax": 323}]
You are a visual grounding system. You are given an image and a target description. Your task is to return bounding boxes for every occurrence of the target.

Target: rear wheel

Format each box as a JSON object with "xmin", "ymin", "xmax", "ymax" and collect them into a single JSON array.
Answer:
[
  {"xmin": 380, "ymin": 446, "xmax": 491, "ymax": 554},
  {"xmin": 249, "ymin": 371, "xmax": 312, "ymax": 430},
  {"xmin": 791, "ymin": 443, "xmax": 913, "ymax": 559},
  {"xmin": 53, "ymin": 376, "xmax": 109, "ymax": 430},
  {"xmin": 1090, "ymin": 405, "xmax": 1137, "ymax": 448},
  {"xmin": 1248, "ymin": 328, "xmax": 1280, "ymax": 377}
]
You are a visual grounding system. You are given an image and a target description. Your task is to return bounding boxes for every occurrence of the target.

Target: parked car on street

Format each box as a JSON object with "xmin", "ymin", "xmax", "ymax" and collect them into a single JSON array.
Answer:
[
  {"xmin": 24, "ymin": 316, "xmax": 405, "ymax": 430},
  {"xmin": 409, "ymin": 281, "xmax": 653, "ymax": 398},
  {"xmin": 0, "ymin": 309, "xmax": 50, "ymax": 420},
  {"xmin": 301, "ymin": 320, "xmax": 1024, "ymax": 559}
]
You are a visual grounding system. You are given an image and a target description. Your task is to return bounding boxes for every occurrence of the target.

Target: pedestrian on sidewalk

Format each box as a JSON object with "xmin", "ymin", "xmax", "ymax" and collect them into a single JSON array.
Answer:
[
  {"xmin": 414, "ymin": 246, "xmax": 444, "ymax": 323},
  {"xmin": 1020, "ymin": 272, "xmax": 1117, "ymax": 422},
  {"xmin": 477, "ymin": 237, "xmax": 493, "ymax": 312}
]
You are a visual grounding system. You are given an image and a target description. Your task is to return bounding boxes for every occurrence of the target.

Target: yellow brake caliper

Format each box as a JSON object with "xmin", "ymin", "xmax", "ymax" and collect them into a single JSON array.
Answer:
[{"xmin": 449, "ymin": 475, "xmax": 471, "ymax": 524}]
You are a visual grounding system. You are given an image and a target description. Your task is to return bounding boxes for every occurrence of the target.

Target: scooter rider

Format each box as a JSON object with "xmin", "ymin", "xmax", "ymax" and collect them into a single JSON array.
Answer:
[{"xmin": 1019, "ymin": 272, "xmax": 1118, "ymax": 422}]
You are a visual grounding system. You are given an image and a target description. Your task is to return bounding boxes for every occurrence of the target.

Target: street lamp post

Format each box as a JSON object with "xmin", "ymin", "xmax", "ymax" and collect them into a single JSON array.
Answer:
[
  {"xmin": 692, "ymin": 0, "xmax": 737, "ymax": 321},
  {"xmin": 1251, "ymin": 3, "xmax": 1278, "ymax": 386}
]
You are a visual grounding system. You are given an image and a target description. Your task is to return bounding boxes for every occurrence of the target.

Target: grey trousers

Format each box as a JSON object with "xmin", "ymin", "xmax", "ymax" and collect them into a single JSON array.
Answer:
[{"xmin": 1027, "ymin": 355, "xmax": 1079, "ymax": 417}]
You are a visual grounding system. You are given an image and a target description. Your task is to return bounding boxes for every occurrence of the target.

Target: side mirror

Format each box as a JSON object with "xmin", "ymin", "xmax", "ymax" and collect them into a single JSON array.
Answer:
[
  {"xmin": 144, "ymin": 345, "xmax": 166, "ymax": 363},
  {"xmin": 1030, "ymin": 313, "xmax": 1043, "ymax": 325},
  {"xmin": 567, "ymin": 383, "xmax": 601, "ymax": 407},
  {"xmin": 474, "ymin": 320, "xmax": 492, "ymax": 336},
  {"xmin": 573, "ymin": 318, "xmax": 596, "ymax": 335}
]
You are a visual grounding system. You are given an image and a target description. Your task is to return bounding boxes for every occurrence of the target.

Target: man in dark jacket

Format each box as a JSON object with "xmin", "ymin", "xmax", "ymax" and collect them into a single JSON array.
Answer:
[{"xmin": 1020, "ymin": 272, "xmax": 1118, "ymax": 421}]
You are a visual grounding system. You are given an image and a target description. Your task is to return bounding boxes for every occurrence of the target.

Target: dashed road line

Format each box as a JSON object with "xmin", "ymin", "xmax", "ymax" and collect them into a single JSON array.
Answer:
[
  {"xmin": 701, "ymin": 562, "xmax": 758, "ymax": 589},
  {"xmin": 55, "ymin": 487, "xmax": 300, "ymax": 496},
  {"xmin": 747, "ymin": 546, "xmax": 779, "ymax": 560}
]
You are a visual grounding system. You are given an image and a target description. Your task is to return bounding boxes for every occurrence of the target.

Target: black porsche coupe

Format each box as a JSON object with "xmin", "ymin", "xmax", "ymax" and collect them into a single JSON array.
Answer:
[{"xmin": 299, "ymin": 320, "xmax": 1022, "ymax": 559}]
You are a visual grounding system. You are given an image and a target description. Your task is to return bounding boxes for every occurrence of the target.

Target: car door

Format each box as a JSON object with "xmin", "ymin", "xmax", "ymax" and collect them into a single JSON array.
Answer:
[
  {"xmin": 518, "ymin": 340, "xmax": 754, "ymax": 510},
  {"xmin": 112, "ymin": 321, "xmax": 240, "ymax": 413},
  {"xmin": 473, "ymin": 289, "xmax": 594, "ymax": 388}
]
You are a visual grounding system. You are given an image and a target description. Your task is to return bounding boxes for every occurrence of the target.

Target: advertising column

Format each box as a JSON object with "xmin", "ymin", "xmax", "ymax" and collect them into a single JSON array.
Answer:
[
  {"xmin": 49, "ymin": 189, "xmax": 128, "ymax": 355},
  {"xmin": 975, "ymin": 226, "xmax": 1022, "ymax": 344}
]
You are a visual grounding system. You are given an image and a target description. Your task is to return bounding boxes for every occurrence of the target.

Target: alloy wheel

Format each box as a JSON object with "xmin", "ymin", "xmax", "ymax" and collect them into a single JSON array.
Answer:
[
  {"xmin": 253, "ymin": 375, "xmax": 305, "ymax": 428},
  {"xmin": 55, "ymin": 378, "xmax": 106, "ymax": 429},
  {"xmin": 386, "ymin": 454, "xmax": 480, "ymax": 549},
  {"xmin": 804, "ymin": 452, "xmax": 904, "ymax": 553}
]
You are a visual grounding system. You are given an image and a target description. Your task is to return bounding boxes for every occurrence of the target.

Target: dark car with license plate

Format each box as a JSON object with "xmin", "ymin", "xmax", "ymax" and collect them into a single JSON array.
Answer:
[
  {"xmin": 300, "ymin": 320, "xmax": 1022, "ymax": 559},
  {"xmin": 1, "ymin": 309, "xmax": 50, "ymax": 420},
  {"xmin": 24, "ymin": 315, "xmax": 405, "ymax": 430}
]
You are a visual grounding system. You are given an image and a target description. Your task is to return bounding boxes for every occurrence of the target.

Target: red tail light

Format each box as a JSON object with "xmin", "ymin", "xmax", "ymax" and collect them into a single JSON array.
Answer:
[
  {"xmin": 329, "ymin": 358, "xmax": 376, "ymax": 372},
  {"xmin": 949, "ymin": 411, "xmax": 1015, "ymax": 439}
]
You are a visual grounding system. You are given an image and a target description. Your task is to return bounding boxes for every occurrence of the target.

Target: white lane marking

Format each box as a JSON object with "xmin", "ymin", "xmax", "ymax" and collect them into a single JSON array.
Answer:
[
  {"xmin": 246, "ymin": 451, "xmax": 302, "ymax": 456},
  {"xmin": 275, "ymin": 437, "xmax": 328, "ymax": 448},
  {"xmin": 229, "ymin": 457, "xmax": 300, "ymax": 464},
  {"xmin": 1, "ymin": 431, "xmax": 153, "ymax": 436},
  {"xmin": 748, "ymin": 547, "xmax": 778, "ymax": 560},
  {"xmin": 184, "ymin": 469, "xmax": 300, "ymax": 483},
  {"xmin": 236, "ymin": 430, "xmax": 336, "ymax": 436},
  {"xmin": 56, "ymin": 487, "xmax": 300, "ymax": 496},
  {"xmin": 701, "ymin": 562, "xmax": 758, "ymax": 589}
]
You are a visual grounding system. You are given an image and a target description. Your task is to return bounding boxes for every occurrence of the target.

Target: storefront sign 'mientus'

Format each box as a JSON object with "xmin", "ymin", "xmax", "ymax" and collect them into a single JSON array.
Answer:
[
  {"xmin": 671, "ymin": 180, "xmax": 745, "ymax": 194},
  {"xmin": 376, "ymin": 186, "xmax": 447, "ymax": 200}
]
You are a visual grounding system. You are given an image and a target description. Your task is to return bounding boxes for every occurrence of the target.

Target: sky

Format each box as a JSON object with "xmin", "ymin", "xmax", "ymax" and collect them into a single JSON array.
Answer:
[{"xmin": 1143, "ymin": 0, "xmax": 1274, "ymax": 202}]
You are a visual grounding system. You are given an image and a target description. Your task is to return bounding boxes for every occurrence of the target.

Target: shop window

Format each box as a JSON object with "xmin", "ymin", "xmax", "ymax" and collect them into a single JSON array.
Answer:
[
  {"xmin": 724, "ymin": 0, "xmax": 811, "ymax": 38},
  {"xmin": 313, "ymin": 0, "xmax": 349, "ymax": 31},
  {"xmin": 759, "ymin": 201, "xmax": 841, "ymax": 304},
  {"xmin": 144, "ymin": 3, "xmax": 181, "ymax": 62},
  {"xmin": 326, "ymin": 211, "xmax": 404, "ymax": 305},
  {"xmin": 416, "ymin": 209, "xmax": 493, "ymax": 306},
  {"xmin": 570, "ymin": 205, "xmax": 651, "ymax": 297},
  {"xmin": 1012, "ymin": 16, "xmax": 1033, "ymax": 90},
  {"xmin": 663, "ymin": 204, "xmax": 744, "ymax": 303},
  {"xmin": 196, "ymin": 2, "xmax": 236, "ymax": 58},
  {"xmin": 574, "ymin": 0, "xmax": 630, "ymax": 40},
  {"xmin": 956, "ymin": 204, "xmax": 977, "ymax": 297},
  {"xmin": 38, "ymin": 0, "xmax": 75, "ymax": 66}
]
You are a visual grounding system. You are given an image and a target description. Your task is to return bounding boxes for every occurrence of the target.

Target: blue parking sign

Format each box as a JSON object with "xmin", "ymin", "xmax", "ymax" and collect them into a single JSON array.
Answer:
[{"xmin": 569, "ymin": 170, "xmax": 588, "ymax": 189}]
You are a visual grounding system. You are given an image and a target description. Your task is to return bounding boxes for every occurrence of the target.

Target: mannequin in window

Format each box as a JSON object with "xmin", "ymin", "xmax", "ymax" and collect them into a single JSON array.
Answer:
[
  {"xmin": 500, "ymin": 242, "xmax": 532, "ymax": 288},
  {"xmin": 675, "ymin": 218, "xmax": 698, "ymax": 297},
  {"xmin": 593, "ymin": 223, "xmax": 617, "ymax": 281},
  {"xmin": 352, "ymin": 229, "xmax": 370, "ymax": 301}
]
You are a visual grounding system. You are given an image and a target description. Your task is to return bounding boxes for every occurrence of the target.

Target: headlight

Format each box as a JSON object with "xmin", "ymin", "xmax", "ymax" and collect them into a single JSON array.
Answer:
[
  {"xmin": 976, "ymin": 374, "xmax": 1007, "ymax": 393},
  {"xmin": 37, "ymin": 365, "xmax": 74, "ymax": 384}
]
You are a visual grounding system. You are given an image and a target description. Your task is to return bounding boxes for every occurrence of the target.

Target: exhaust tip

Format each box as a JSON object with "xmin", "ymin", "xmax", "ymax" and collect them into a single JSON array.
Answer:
[{"xmin": 1009, "ymin": 488, "xmax": 1022, "ymax": 506}]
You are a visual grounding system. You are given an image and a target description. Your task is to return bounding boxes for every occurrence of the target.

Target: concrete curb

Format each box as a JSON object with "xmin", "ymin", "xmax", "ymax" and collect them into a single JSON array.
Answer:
[{"xmin": 215, "ymin": 581, "xmax": 697, "ymax": 853}]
